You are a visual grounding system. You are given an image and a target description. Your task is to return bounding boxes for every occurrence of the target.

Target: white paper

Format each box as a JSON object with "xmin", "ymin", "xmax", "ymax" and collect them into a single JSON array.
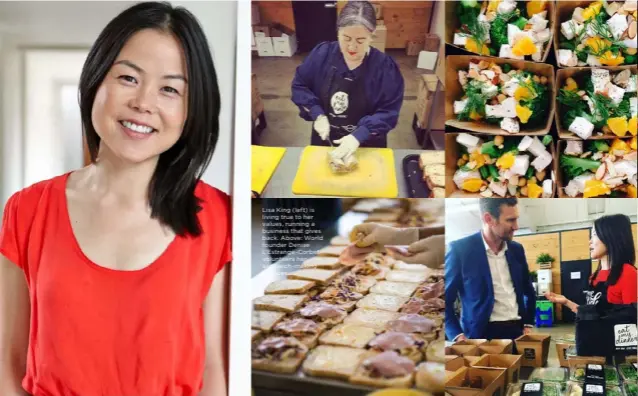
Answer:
[{"xmin": 571, "ymin": 272, "xmax": 581, "ymax": 279}]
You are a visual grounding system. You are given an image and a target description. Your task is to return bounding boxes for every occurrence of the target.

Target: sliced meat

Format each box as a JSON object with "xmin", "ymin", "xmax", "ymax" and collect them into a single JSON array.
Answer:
[{"xmin": 339, "ymin": 243, "xmax": 380, "ymax": 266}]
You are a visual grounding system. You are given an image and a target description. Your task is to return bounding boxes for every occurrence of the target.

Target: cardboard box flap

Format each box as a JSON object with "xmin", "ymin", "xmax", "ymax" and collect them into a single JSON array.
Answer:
[
  {"xmin": 445, "ymin": 55, "xmax": 556, "ymax": 136},
  {"xmin": 447, "ymin": 367, "xmax": 507, "ymax": 395}
]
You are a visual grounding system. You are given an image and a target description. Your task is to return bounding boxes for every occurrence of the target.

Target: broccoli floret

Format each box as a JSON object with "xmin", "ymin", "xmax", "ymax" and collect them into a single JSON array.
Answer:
[
  {"xmin": 542, "ymin": 135, "xmax": 553, "ymax": 146},
  {"xmin": 588, "ymin": 140, "xmax": 610, "ymax": 153},
  {"xmin": 513, "ymin": 16, "xmax": 528, "ymax": 29},
  {"xmin": 560, "ymin": 155, "xmax": 601, "ymax": 179}
]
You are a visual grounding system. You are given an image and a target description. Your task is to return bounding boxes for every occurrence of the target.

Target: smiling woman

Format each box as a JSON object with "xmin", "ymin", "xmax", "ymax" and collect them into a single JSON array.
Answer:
[{"xmin": 0, "ymin": 2, "xmax": 231, "ymax": 396}]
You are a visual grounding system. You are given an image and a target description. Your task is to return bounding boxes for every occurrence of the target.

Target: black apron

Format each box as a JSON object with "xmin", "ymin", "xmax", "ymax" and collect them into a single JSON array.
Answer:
[
  {"xmin": 576, "ymin": 277, "xmax": 637, "ymax": 361},
  {"xmin": 310, "ymin": 53, "xmax": 387, "ymax": 148}
]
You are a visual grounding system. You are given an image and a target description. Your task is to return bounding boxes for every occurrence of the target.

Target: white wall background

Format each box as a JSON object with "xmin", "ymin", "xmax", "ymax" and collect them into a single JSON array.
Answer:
[
  {"xmin": 0, "ymin": 1, "xmax": 236, "ymax": 206},
  {"xmin": 446, "ymin": 198, "xmax": 638, "ymax": 243}
]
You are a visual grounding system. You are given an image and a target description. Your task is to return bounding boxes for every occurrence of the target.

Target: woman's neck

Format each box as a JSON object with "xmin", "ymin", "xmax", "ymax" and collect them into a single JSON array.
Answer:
[
  {"xmin": 345, "ymin": 58, "xmax": 363, "ymax": 70},
  {"xmin": 600, "ymin": 256, "xmax": 610, "ymax": 270}
]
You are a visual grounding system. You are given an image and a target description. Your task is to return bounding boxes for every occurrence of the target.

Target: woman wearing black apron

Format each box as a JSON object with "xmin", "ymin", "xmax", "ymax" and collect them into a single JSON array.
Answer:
[
  {"xmin": 291, "ymin": 1, "xmax": 404, "ymax": 161},
  {"xmin": 545, "ymin": 214, "xmax": 637, "ymax": 359}
]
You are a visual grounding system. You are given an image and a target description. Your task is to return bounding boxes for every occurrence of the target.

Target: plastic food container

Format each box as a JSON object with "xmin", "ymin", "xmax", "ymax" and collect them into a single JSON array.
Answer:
[
  {"xmin": 569, "ymin": 364, "xmax": 620, "ymax": 386},
  {"xmin": 530, "ymin": 367, "xmax": 569, "ymax": 383},
  {"xmin": 619, "ymin": 363, "xmax": 638, "ymax": 383},
  {"xmin": 567, "ymin": 382, "xmax": 623, "ymax": 396},
  {"xmin": 624, "ymin": 381, "xmax": 638, "ymax": 396},
  {"xmin": 506, "ymin": 382, "xmax": 562, "ymax": 396}
]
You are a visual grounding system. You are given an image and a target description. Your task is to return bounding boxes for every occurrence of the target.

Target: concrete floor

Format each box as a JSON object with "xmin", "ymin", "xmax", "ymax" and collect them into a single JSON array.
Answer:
[
  {"xmin": 530, "ymin": 322, "xmax": 575, "ymax": 367},
  {"xmin": 253, "ymin": 50, "xmax": 423, "ymax": 148}
]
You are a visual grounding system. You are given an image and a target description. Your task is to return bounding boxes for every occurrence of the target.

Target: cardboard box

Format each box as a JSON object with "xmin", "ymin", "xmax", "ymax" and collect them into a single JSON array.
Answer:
[
  {"xmin": 255, "ymin": 37, "xmax": 274, "ymax": 57},
  {"xmin": 567, "ymin": 355, "xmax": 607, "ymax": 371},
  {"xmin": 445, "ymin": 55, "xmax": 556, "ymax": 136},
  {"xmin": 416, "ymin": 75, "xmax": 440, "ymax": 129},
  {"xmin": 447, "ymin": 356, "xmax": 466, "ymax": 372},
  {"xmin": 555, "ymin": 65, "xmax": 637, "ymax": 140},
  {"xmin": 406, "ymin": 40, "xmax": 424, "ymax": 56},
  {"xmin": 471, "ymin": 354, "xmax": 522, "ymax": 389},
  {"xmin": 445, "ymin": 133, "xmax": 557, "ymax": 198},
  {"xmin": 417, "ymin": 51, "xmax": 438, "ymax": 71},
  {"xmin": 251, "ymin": 3, "xmax": 260, "ymax": 26},
  {"xmin": 445, "ymin": 1, "xmax": 555, "ymax": 63},
  {"xmin": 553, "ymin": 1, "xmax": 607, "ymax": 68},
  {"xmin": 270, "ymin": 23, "xmax": 295, "ymax": 38},
  {"xmin": 484, "ymin": 339, "xmax": 514, "ymax": 354},
  {"xmin": 253, "ymin": 25, "xmax": 271, "ymax": 38},
  {"xmin": 514, "ymin": 334, "xmax": 551, "ymax": 367},
  {"xmin": 478, "ymin": 344, "xmax": 509, "ymax": 355},
  {"xmin": 423, "ymin": 33, "xmax": 441, "ymax": 52},
  {"xmin": 556, "ymin": 341, "xmax": 574, "ymax": 368},
  {"xmin": 446, "ymin": 345, "xmax": 481, "ymax": 357},
  {"xmin": 446, "ymin": 367, "xmax": 507, "ymax": 396},
  {"xmin": 455, "ymin": 339, "xmax": 488, "ymax": 348},
  {"xmin": 273, "ymin": 35, "xmax": 297, "ymax": 57},
  {"xmin": 371, "ymin": 25, "xmax": 387, "ymax": 53}
]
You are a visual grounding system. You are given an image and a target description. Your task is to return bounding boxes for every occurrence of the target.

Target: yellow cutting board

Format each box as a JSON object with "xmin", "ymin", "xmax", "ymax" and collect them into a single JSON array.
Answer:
[
  {"xmin": 251, "ymin": 145, "xmax": 286, "ymax": 194},
  {"xmin": 292, "ymin": 146, "xmax": 398, "ymax": 198}
]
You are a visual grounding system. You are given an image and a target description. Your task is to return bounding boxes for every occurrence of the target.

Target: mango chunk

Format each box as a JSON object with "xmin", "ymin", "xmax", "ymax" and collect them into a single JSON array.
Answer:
[
  {"xmin": 516, "ymin": 104, "xmax": 533, "ymax": 124},
  {"xmin": 512, "ymin": 36, "xmax": 536, "ymax": 56},
  {"xmin": 466, "ymin": 37, "xmax": 491, "ymax": 55},
  {"xmin": 607, "ymin": 117, "xmax": 629, "ymax": 137},
  {"xmin": 583, "ymin": 180, "xmax": 611, "ymax": 198},
  {"xmin": 496, "ymin": 152, "xmax": 515, "ymax": 169},
  {"xmin": 628, "ymin": 116, "xmax": 637, "ymax": 136},
  {"xmin": 527, "ymin": 0, "xmax": 547, "ymax": 16},
  {"xmin": 527, "ymin": 183, "xmax": 543, "ymax": 198},
  {"xmin": 599, "ymin": 51, "xmax": 624, "ymax": 66},
  {"xmin": 462, "ymin": 178, "xmax": 483, "ymax": 192}
]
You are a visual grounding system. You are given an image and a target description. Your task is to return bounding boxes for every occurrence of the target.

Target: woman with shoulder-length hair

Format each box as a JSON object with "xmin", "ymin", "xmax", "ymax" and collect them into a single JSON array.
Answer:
[
  {"xmin": 291, "ymin": 1, "xmax": 404, "ymax": 163},
  {"xmin": 546, "ymin": 214, "xmax": 637, "ymax": 310},
  {"xmin": 0, "ymin": 2, "xmax": 231, "ymax": 395}
]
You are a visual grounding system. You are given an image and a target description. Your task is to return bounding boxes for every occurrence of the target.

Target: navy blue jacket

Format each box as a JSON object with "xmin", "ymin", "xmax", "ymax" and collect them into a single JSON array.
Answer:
[
  {"xmin": 445, "ymin": 232, "xmax": 537, "ymax": 340},
  {"xmin": 291, "ymin": 41, "xmax": 404, "ymax": 143}
]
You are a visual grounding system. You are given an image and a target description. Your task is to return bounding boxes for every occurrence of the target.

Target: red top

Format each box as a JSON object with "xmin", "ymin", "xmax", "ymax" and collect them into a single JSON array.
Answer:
[
  {"xmin": 0, "ymin": 173, "xmax": 232, "ymax": 396},
  {"xmin": 593, "ymin": 263, "xmax": 638, "ymax": 304}
]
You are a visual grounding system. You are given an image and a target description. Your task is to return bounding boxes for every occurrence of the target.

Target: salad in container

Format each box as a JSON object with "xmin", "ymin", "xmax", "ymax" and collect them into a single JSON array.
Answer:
[
  {"xmin": 624, "ymin": 381, "xmax": 638, "ymax": 396},
  {"xmin": 569, "ymin": 364, "xmax": 621, "ymax": 385},
  {"xmin": 557, "ymin": 1, "xmax": 638, "ymax": 67},
  {"xmin": 506, "ymin": 382, "xmax": 562, "ymax": 396},
  {"xmin": 450, "ymin": 0, "xmax": 553, "ymax": 61},
  {"xmin": 619, "ymin": 362, "xmax": 638, "ymax": 382},
  {"xmin": 567, "ymin": 381, "xmax": 623, "ymax": 396},
  {"xmin": 529, "ymin": 367, "xmax": 569, "ymax": 390}
]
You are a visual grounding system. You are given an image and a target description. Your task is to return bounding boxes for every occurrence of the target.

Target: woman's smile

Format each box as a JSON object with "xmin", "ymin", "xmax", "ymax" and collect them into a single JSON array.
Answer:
[{"xmin": 119, "ymin": 119, "xmax": 157, "ymax": 140}]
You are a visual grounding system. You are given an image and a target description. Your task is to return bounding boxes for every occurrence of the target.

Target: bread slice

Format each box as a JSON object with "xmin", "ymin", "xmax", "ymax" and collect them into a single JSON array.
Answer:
[
  {"xmin": 272, "ymin": 318, "xmax": 327, "ymax": 349},
  {"xmin": 319, "ymin": 323, "xmax": 379, "ymax": 348},
  {"xmin": 364, "ymin": 212, "xmax": 401, "ymax": 223},
  {"xmin": 392, "ymin": 261, "xmax": 431, "ymax": 273},
  {"xmin": 370, "ymin": 281, "xmax": 419, "ymax": 297},
  {"xmin": 419, "ymin": 151, "xmax": 445, "ymax": 169},
  {"xmin": 252, "ymin": 310, "xmax": 286, "ymax": 331},
  {"xmin": 253, "ymin": 294, "xmax": 308, "ymax": 313},
  {"xmin": 349, "ymin": 356, "xmax": 415, "ymax": 388},
  {"xmin": 415, "ymin": 362, "xmax": 446, "ymax": 393},
  {"xmin": 385, "ymin": 270, "xmax": 428, "ymax": 284},
  {"xmin": 333, "ymin": 274, "xmax": 377, "ymax": 294},
  {"xmin": 287, "ymin": 268, "xmax": 341, "ymax": 285},
  {"xmin": 330, "ymin": 235, "xmax": 350, "ymax": 246},
  {"xmin": 251, "ymin": 329, "xmax": 262, "ymax": 341},
  {"xmin": 430, "ymin": 187, "xmax": 446, "ymax": 198},
  {"xmin": 252, "ymin": 337, "xmax": 308, "ymax": 374},
  {"xmin": 302, "ymin": 345, "xmax": 372, "ymax": 380},
  {"xmin": 424, "ymin": 164, "xmax": 445, "ymax": 178},
  {"xmin": 301, "ymin": 256, "xmax": 342, "ymax": 270},
  {"xmin": 317, "ymin": 245, "xmax": 347, "ymax": 257},
  {"xmin": 264, "ymin": 279, "xmax": 315, "ymax": 295},
  {"xmin": 343, "ymin": 308, "xmax": 400, "ymax": 330},
  {"xmin": 355, "ymin": 293, "xmax": 409, "ymax": 312},
  {"xmin": 426, "ymin": 173, "xmax": 445, "ymax": 189}
]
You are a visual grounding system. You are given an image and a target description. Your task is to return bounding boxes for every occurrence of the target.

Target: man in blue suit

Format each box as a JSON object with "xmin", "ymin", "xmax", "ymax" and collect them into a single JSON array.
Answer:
[{"xmin": 445, "ymin": 198, "xmax": 536, "ymax": 342}]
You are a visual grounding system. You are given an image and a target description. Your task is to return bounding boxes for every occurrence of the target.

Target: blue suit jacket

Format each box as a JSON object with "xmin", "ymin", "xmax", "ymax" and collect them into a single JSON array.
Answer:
[{"xmin": 445, "ymin": 232, "xmax": 537, "ymax": 340}]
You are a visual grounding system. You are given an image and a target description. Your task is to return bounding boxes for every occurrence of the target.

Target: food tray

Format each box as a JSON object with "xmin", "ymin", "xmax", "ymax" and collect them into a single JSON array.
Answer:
[
  {"xmin": 619, "ymin": 363, "xmax": 638, "ymax": 383},
  {"xmin": 529, "ymin": 367, "xmax": 569, "ymax": 385},
  {"xmin": 568, "ymin": 381, "xmax": 623, "ymax": 396},
  {"xmin": 505, "ymin": 381, "xmax": 562, "ymax": 396},
  {"xmin": 253, "ymin": 370, "xmax": 374, "ymax": 396},
  {"xmin": 569, "ymin": 364, "xmax": 620, "ymax": 386},
  {"xmin": 624, "ymin": 381, "xmax": 638, "ymax": 396},
  {"xmin": 402, "ymin": 155, "xmax": 431, "ymax": 198}
]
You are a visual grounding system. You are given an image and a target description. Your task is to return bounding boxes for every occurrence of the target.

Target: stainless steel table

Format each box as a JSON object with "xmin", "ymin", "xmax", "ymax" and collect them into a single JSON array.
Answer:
[{"xmin": 260, "ymin": 147, "xmax": 425, "ymax": 198}]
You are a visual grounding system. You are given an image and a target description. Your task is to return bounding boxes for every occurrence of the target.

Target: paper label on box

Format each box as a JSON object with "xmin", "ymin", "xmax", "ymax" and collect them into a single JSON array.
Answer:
[
  {"xmin": 614, "ymin": 324, "xmax": 638, "ymax": 349},
  {"xmin": 585, "ymin": 364, "xmax": 605, "ymax": 383},
  {"xmin": 522, "ymin": 382, "xmax": 543, "ymax": 396},
  {"xmin": 523, "ymin": 348, "xmax": 536, "ymax": 360},
  {"xmin": 571, "ymin": 272, "xmax": 581, "ymax": 279},
  {"xmin": 584, "ymin": 384, "xmax": 604, "ymax": 395}
]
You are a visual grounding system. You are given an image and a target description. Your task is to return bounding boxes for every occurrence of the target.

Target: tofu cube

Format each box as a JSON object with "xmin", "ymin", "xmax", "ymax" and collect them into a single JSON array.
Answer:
[
  {"xmin": 607, "ymin": 13, "xmax": 629, "ymax": 40},
  {"xmin": 605, "ymin": 82, "xmax": 626, "ymax": 105},
  {"xmin": 481, "ymin": 70, "xmax": 496, "ymax": 80},
  {"xmin": 485, "ymin": 103, "xmax": 505, "ymax": 118},
  {"xmin": 508, "ymin": 24, "xmax": 522, "ymax": 45},
  {"xmin": 502, "ymin": 78, "xmax": 520, "ymax": 97},
  {"xmin": 518, "ymin": 136, "xmax": 534, "ymax": 152},
  {"xmin": 561, "ymin": 20, "xmax": 584, "ymax": 40},
  {"xmin": 499, "ymin": 44, "xmax": 525, "ymax": 60},
  {"xmin": 510, "ymin": 155, "xmax": 530, "ymax": 176},
  {"xmin": 532, "ymin": 43, "xmax": 544, "ymax": 62},
  {"xmin": 501, "ymin": 97, "xmax": 517, "ymax": 118},
  {"xmin": 587, "ymin": 54, "xmax": 602, "ymax": 66},
  {"xmin": 614, "ymin": 160, "xmax": 638, "ymax": 178},
  {"xmin": 456, "ymin": 133, "xmax": 481, "ymax": 149},
  {"xmin": 568, "ymin": 117, "xmax": 595, "ymax": 139},
  {"xmin": 454, "ymin": 99, "xmax": 468, "ymax": 115},
  {"xmin": 534, "ymin": 28, "xmax": 552, "ymax": 43},
  {"xmin": 623, "ymin": 38, "xmax": 638, "ymax": 49},
  {"xmin": 453, "ymin": 169, "xmax": 482, "ymax": 190},
  {"xmin": 482, "ymin": 82, "xmax": 499, "ymax": 98},
  {"xmin": 489, "ymin": 181, "xmax": 508, "ymax": 197},
  {"xmin": 454, "ymin": 33, "xmax": 467, "ymax": 46},
  {"xmin": 542, "ymin": 179, "xmax": 553, "ymax": 198},
  {"xmin": 572, "ymin": 8, "xmax": 585, "ymax": 23},
  {"xmin": 625, "ymin": 75, "xmax": 637, "ymax": 93},
  {"xmin": 498, "ymin": 0, "xmax": 517, "ymax": 15},
  {"xmin": 573, "ymin": 173, "xmax": 595, "ymax": 193},
  {"xmin": 527, "ymin": 137, "xmax": 548, "ymax": 157},
  {"xmin": 530, "ymin": 13, "xmax": 549, "ymax": 32},
  {"xmin": 592, "ymin": 68, "xmax": 611, "ymax": 93},
  {"xmin": 558, "ymin": 49, "xmax": 578, "ymax": 67},
  {"xmin": 500, "ymin": 117, "xmax": 520, "ymax": 134},
  {"xmin": 531, "ymin": 150, "xmax": 552, "ymax": 172},
  {"xmin": 564, "ymin": 180, "xmax": 580, "ymax": 197},
  {"xmin": 565, "ymin": 141, "xmax": 584, "ymax": 155},
  {"xmin": 630, "ymin": 97, "xmax": 637, "ymax": 118},
  {"xmin": 469, "ymin": 62, "xmax": 480, "ymax": 72}
]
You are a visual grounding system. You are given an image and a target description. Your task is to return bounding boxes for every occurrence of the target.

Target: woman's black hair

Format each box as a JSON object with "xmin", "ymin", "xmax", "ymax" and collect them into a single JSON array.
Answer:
[
  {"xmin": 78, "ymin": 1, "xmax": 219, "ymax": 237},
  {"xmin": 590, "ymin": 214, "xmax": 636, "ymax": 286}
]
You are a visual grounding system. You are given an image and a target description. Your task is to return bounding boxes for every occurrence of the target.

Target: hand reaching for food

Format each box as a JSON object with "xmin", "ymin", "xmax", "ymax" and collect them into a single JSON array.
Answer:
[
  {"xmin": 390, "ymin": 235, "xmax": 444, "ymax": 268},
  {"xmin": 544, "ymin": 292, "xmax": 567, "ymax": 305},
  {"xmin": 349, "ymin": 223, "xmax": 419, "ymax": 248}
]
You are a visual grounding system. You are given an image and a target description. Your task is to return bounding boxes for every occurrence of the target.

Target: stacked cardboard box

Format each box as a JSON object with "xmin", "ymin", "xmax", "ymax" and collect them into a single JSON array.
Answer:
[
  {"xmin": 370, "ymin": 25, "xmax": 387, "ymax": 53},
  {"xmin": 253, "ymin": 23, "xmax": 298, "ymax": 57},
  {"xmin": 415, "ymin": 75, "xmax": 439, "ymax": 129}
]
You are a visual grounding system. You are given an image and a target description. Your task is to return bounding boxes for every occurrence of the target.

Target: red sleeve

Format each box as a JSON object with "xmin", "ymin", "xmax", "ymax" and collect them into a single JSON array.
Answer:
[
  {"xmin": 0, "ymin": 192, "xmax": 22, "ymax": 268},
  {"xmin": 619, "ymin": 265, "xmax": 638, "ymax": 304}
]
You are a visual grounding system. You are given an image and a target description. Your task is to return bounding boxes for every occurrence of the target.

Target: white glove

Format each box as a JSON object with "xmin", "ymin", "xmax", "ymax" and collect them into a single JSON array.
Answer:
[
  {"xmin": 392, "ymin": 235, "xmax": 445, "ymax": 268},
  {"xmin": 332, "ymin": 134, "xmax": 360, "ymax": 159},
  {"xmin": 350, "ymin": 223, "xmax": 419, "ymax": 247},
  {"xmin": 314, "ymin": 115, "xmax": 330, "ymax": 141}
]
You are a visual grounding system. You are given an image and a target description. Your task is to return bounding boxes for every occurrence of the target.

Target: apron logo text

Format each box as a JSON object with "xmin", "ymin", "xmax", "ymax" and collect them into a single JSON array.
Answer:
[{"xmin": 331, "ymin": 91, "xmax": 349, "ymax": 115}]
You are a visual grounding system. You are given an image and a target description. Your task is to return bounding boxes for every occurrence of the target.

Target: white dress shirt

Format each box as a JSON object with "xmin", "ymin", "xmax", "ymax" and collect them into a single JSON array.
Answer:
[{"xmin": 482, "ymin": 233, "xmax": 521, "ymax": 322}]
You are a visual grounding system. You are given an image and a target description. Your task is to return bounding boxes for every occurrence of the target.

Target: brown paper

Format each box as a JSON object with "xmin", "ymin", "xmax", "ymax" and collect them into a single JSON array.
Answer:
[
  {"xmin": 446, "ymin": 367, "xmax": 507, "ymax": 396},
  {"xmin": 446, "ymin": 1, "xmax": 556, "ymax": 63},
  {"xmin": 446, "ymin": 345, "xmax": 481, "ymax": 357},
  {"xmin": 555, "ymin": 65, "xmax": 638, "ymax": 139},
  {"xmin": 483, "ymin": 339, "xmax": 514, "ymax": 354},
  {"xmin": 445, "ymin": 55, "xmax": 556, "ymax": 135},
  {"xmin": 416, "ymin": 75, "xmax": 441, "ymax": 128},
  {"xmin": 445, "ymin": 132, "xmax": 557, "ymax": 198},
  {"xmin": 478, "ymin": 344, "xmax": 509, "ymax": 355},
  {"xmin": 454, "ymin": 338, "xmax": 488, "ymax": 347},
  {"xmin": 556, "ymin": 341, "xmax": 574, "ymax": 367},
  {"xmin": 514, "ymin": 334, "xmax": 551, "ymax": 367},
  {"xmin": 471, "ymin": 354, "xmax": 522, "ymax": 389},
  {"xmin": 567, "ymin": 355, "xmax": 607, "ymax": 371}
]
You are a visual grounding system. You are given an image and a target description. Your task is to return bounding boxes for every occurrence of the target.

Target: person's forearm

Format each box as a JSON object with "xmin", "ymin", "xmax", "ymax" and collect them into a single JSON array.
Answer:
[
  {"xmin": 418, "ymin": 226, "xmax": 444, "ymax": 240},
  {"xmin": 566, "ymin": 299, "xmax": 579, "ymax": 313},
  {"xmin": 199, "ymin": 358, "xmax": 227, "ymax": 396}
]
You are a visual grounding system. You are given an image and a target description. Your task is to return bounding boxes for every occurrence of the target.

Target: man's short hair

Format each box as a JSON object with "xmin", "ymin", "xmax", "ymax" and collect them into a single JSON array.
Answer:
[{"xmin": 479, "ymin": 198, "xmax": 518, "ymax": 219}]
